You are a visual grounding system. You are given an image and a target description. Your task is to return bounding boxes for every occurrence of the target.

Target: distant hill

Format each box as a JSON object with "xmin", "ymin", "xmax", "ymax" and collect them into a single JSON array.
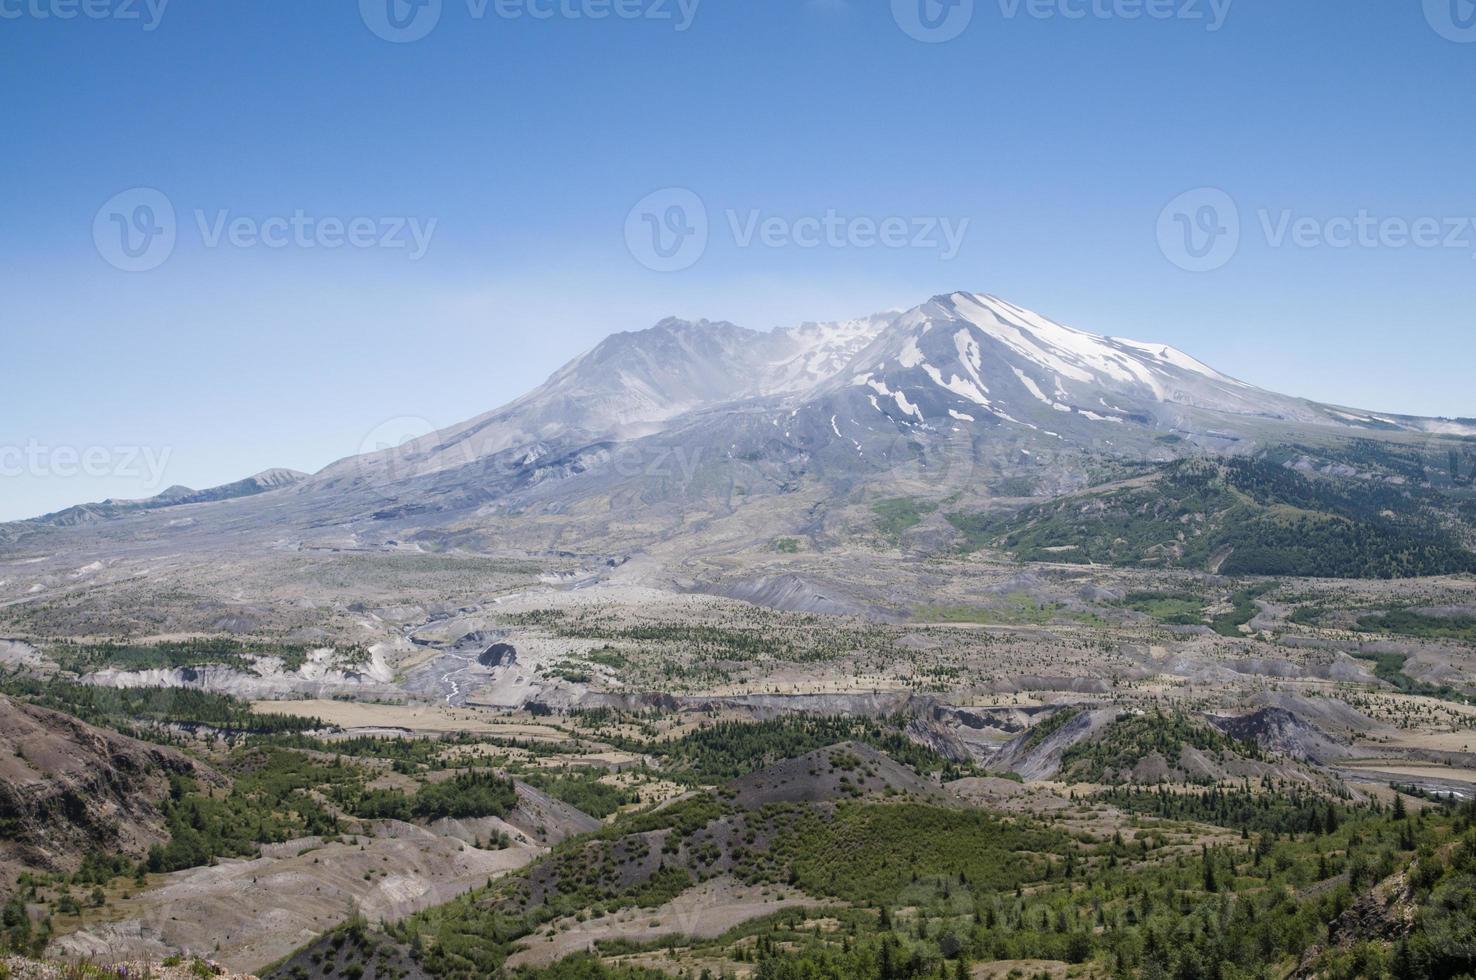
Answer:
[
  {"xmin": 950, "ymin": 454, "xmax": 1476, "ymax": 578},
  {"xmin": 30, "ymin": 468, "xmax": 308, "ymax": 527}
]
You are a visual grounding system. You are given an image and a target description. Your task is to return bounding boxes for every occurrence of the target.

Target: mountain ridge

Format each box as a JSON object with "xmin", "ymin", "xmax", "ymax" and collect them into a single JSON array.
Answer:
[{"xmin": 5, "ymin": 292, "xmax": 1474, "ymax": 566}]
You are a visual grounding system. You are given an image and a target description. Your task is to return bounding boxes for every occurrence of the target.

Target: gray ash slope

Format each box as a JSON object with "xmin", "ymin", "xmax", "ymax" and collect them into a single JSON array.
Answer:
[{"xmin": 4, "ymin": 292, "xmax": 1472, "ymax": 560}]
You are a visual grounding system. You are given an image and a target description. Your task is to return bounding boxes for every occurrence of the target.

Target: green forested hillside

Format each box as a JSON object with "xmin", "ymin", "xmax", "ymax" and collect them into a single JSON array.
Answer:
[
  {"xmin": 950, "ymin": 456, "xmax": 1476, "ymax": 578},
  {"xmin": 378, "ymin": 774, "xmax": 1476, "ymax": 980}
]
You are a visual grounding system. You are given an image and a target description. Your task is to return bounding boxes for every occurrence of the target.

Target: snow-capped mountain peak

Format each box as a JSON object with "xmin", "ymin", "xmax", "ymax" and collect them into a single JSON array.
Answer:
[
  {"xmin": 315, "ymin": 290, "xmax": 1471, "ymax": 497},
  {"xmin": 822, "ymin": 291, "xmax": 1331, "ymax": 436}
]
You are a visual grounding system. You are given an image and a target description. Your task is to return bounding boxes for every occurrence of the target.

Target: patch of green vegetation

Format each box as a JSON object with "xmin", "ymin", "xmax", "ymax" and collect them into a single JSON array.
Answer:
[
  {"xmin": 0, "ymin": 676, "xmax": 325, "ymax": 738},
  {"xmin": 580, "ymin": 647, "xmax": 628, "ymax": 671},
  {"xmin": 543, "ymin": 615, "xmax": 899, "ymax": 673},
  {"xmin": 391, "ymin": 795, "xmax": 729, "ymax": 977},
  {"xmin": 517, "ymin": 768, "xmax": 638, "ymax": 819},
  {"xmin": 149, "ymin": 749, "xmax": 360, "ymax": 872},
  {"xmin": 508, "ymin": 956, "xmax": 671, "ymax": 979},
  {"xmin": 1349, "ymin": 650, "xmax": 1473, "ymax": 705},
  {"xmin": 1059, "ymin": 709, "xmax": 1260, "ymax": 785},
  {"xmin": 544, "ymin": 662, "xmax": 593, "ymax": 684},
  {"xmin": 1289, "ymin": 604, "xmax": 1328, "ymax": 626},
  {"xmin": 1358, "ymin": 609, "xmax": 1476, "ymax": 644},
  {"xmin": 499, "ymin": 609, "xmax": 569, "ymax": 626},
  {"xmin": 351, "ymin": 770, "xmax": 518, "ymax": 822},
  {"xmin": 1117, "ymin": 590, "xmax": 1207, "ymax": 625},
  {"xmin": 632, "ymin": 716, "xmax": 972, "ymax": 784},
  {"xmin": 380, "ymin": 764, "xmax": 1476, "ymax": 980},
  {"xmin": 1019, "ymin": 707, "xmax": 1081, "ymax": 751},
  {"xmin": 772, "ymin": 537, "xmax": 801, "ymax": 553},
  {"xmin": 944, "ymin": 509, "xmax": 1001, "ymax": 552},
  {"xmin": 772, "ymin": 802, "xmax": 1067, "ymax": 906},
  {"xmin": 597, "ymin": 792, "xmax": 725, "ymax": 840},
  {"xmin": 950, "ymin": 457, "xmax": 1476, "ymax": 579},
  {"xmin": 1097, "ymin": 785, "xmax": 1349, "ymax": 837},
  {"xmin": 872, "ymin": 497, "xmax": 937, "ymax": 541},
  {"xmin": 1210, "ymin": 582, "xmax": 1277, "ymax": 637},
  {"xmin": 46, "ymin": 638, "xmax": 366, "ymax": 674},
  {"xmin": 915, "ymin": 592, "xmax": 1061, "ymax": 626},
  {"xmin": 264, "ymin": 732, "xmax": 485, "ymax": 771}
]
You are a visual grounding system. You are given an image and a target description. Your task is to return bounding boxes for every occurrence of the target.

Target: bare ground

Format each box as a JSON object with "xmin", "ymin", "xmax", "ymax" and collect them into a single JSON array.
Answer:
[{"xmin": 504, "ymin": 876, "xmax": 834, "ymax": 969}]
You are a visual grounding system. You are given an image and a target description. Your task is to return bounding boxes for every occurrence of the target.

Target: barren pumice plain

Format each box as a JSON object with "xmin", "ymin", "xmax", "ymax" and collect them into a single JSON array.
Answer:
[{"xmin": 4, "ymin": 294, "xmax": 1476, "ymax": 979}]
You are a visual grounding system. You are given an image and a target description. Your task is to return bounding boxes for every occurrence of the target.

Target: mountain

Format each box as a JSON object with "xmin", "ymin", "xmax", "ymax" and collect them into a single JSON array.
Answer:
[
  {"xmin": 311, "ymin": 312, "xmax": 894, "ymax": 490},
  {"xmin": 30, "ymin": 469, "xmax": 309, "ymax": 527},
  {"xmin": 4, "ymin": 292, "xmax": 1474, "ymax": 569},
  {"xmin": 316, "ymin": 292, "xmax": 1471, "ymax": 499}
]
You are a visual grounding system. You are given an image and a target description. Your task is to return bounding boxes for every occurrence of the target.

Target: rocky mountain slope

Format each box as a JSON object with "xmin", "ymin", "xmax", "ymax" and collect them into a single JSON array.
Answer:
[
  {"xmin": 0, "ymin": 694, "xmax": 219, "ymax": 884},
  {"xmin": 4, "ymin": 292, "xmax": 1473, "ymax": 566}
]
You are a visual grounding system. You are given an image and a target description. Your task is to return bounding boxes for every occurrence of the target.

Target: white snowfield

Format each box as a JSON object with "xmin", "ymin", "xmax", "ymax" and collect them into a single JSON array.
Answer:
[{"xmin": 843, "ymin": 292, "xmax": 1304, "ymax": 424}]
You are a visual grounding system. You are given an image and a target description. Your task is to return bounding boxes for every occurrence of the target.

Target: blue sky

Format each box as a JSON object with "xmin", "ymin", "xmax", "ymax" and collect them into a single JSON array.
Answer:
[{"xmin": 2, "ymin": 0, "xmax": 1474, "ymax": 520}]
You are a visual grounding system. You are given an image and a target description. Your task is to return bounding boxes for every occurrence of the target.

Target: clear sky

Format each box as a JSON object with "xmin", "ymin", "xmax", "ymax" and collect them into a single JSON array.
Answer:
[{"xmin": 2, "ymin": 0, "xmax": 1474, "ymax": 520}]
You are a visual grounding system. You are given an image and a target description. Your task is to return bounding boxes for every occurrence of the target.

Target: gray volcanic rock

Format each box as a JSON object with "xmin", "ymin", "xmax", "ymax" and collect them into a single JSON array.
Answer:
[
  {"xmin": 0, "ymin": 694, "xmax": 221, "ymax": 880},
  {"xmin": 986, "ymin": 706, "xmax": 1118, "ymax": 781},
  {"xmin": 1212, "ymin": 706, "xmax": 1354, "ymax": 765},
  {"xmin": 6, "ymin": 291, "xmax": 1474, "ymax": 562}
]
